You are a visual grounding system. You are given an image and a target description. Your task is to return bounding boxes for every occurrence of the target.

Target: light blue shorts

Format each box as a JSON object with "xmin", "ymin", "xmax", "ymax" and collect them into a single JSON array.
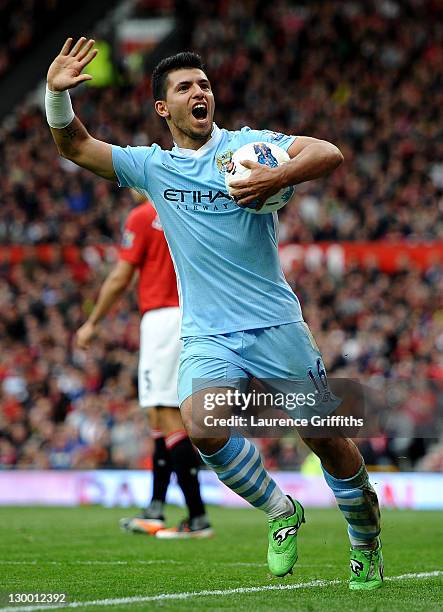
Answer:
[{"xmin": 178, "ymin": 321, "xmax": 340, "ymax": 417}]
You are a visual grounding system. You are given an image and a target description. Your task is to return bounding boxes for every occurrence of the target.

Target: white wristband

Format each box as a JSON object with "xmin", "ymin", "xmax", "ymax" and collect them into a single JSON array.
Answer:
[{"xmin": 45, "ymin": 85, "xmax": 75, "ymax": 129}]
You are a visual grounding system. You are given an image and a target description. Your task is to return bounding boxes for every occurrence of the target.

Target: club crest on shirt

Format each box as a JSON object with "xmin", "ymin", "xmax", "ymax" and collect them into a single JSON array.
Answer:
[
  {"xmin": 152, "ymin": 215, "xmax": 163, "ymax": 231},
  {"xmin": 216, "ymin": 149, "xmax": 234, "ymax": 174},
  {"xmin": 121, "ymin": 229, "xmax": 135, "ymax": 249}
]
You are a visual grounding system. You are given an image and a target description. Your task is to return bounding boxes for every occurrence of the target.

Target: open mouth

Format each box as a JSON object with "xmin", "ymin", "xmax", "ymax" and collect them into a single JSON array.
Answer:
[{"xmin": 191, "ymin": 104, "xmax": 208, "ymax": 120}]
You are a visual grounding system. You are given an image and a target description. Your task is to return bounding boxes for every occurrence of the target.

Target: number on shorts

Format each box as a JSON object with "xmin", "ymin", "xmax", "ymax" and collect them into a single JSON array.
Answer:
[
  {"xmin": 143, "ymin": 370, "xmax": 151, "ymax": 392},
  {"xmin": 308, "ymin": 358, "xmax": 331, "ymax": 400}
]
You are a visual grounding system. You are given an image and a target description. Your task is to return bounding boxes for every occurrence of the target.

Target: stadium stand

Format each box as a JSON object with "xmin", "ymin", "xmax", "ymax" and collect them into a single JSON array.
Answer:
[
  {"xmin": 0, "ymin": 0, "xmax": 442, "ymax": 470},
  {"xmin": 0, "ymin": 0, "xmax": 65, "ymax": 78},
  {"xmin": 189, "ymin": 0, "xmax": 443, "ymax": 241},
  {"xmin": 0, "ymin": 257, "xmax": 441, "ymax": 469}
]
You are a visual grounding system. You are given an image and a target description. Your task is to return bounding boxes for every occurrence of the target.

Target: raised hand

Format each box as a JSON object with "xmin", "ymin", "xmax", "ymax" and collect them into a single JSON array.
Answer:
[{"xmin": 47, "ymin": 37, "xmax": 97, "ymax": 92}]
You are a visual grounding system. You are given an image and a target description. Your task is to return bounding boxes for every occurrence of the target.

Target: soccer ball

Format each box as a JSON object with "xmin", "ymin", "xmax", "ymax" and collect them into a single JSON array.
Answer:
[{"xmin": 225, "ymin": 141, "xmax": 295, "ymax": 214}]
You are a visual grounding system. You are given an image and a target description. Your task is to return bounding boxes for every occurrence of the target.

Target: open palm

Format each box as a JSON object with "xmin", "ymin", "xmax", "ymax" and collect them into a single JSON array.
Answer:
[{"xmin": 47, "ymin": 37, "xmax": 97, "ymax": 92}]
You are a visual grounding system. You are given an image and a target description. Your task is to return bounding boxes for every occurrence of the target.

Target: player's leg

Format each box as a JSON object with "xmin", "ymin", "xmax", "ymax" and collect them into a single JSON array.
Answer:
[
  {"xmin": 155, "ymin": 406, "xmax": 213, "ymax": 539},
  {"xmin": 181, "ymin": 387, "xmax": 293, "ymax": 520},
  {"xmin": 301, "ymin": 369, "xmax": 383, "ymax": 590},
  {"xmin": 179, "ymin": 366, "xmax": 304, "ymax": 576},
  {"xmin": 135, "ymin": 306, "xmax": 212, "ymax": 539},
  {"xmin": 242, "ymin": 321, "xmax": 382, "ymax": 585},
  {"xmin": 179, "ymin": 341, "xmax": 292, "ymax": 521},
  {"xmin": 121, "ymin": 308, "xmax": 176, "ymax": 535},
  {"xmin": 301, "ymin": 436, "xmax": 382, "ymax": 590},
  {"xmin": 148, "ymin": 408, "xmax": 172, "ymax": 517},
  {"xmin": 119, "ymin": 409, "xmax": 173, "ymax": 535}
]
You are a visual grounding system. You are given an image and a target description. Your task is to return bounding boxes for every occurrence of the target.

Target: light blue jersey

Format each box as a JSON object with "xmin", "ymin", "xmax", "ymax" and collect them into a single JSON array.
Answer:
[{"xmin": 112, "ymin": 125, "xmax": 303, "ymax": 337}]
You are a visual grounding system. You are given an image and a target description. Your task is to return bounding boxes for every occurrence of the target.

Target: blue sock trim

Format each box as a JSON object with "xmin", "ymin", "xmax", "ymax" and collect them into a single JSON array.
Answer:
[
  {"xmin": 219, "ymin": 445, "xmax": 256, "ymax": 481},
  {"xmin": 221, "ymin": 456, "xmax": 261, "ymax": 489},
  {"xmin": 239, "ymin": 467, "xmax": 267, "ymax": 498},
  {"xmin": 348, "ymin": 518, "xmax": 377, "ymax": 527},
  {"xmin": 335, "ymin": 490, "xmax": 365, "ymax": 500},
  {"xmin": 338, "ymin": 503, "xmax": 368, "ymax": 513},
  {"xmin": 199, "ymin": 436, "xmax": 244, "ymax": 468},
  {"xmin": 348, "ymin": 526, "xmax": 380, "ymax": 541},
  {"xmin": 254, "ymin": 479, "xmax": 276, "ymax": 508},
  {"xmin": 322, "ymin": 462, "xmax": 368, "ymax": 491}
]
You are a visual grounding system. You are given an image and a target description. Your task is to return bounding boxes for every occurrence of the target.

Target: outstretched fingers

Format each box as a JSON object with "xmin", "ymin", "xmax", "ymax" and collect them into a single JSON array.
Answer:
[
  {"xmin": 77, "ymin": 39, "xmax": 95, "ymax": 62},
  {"xmin": 78, "ymin": 48, "xmax": 98, "ymax": 70},
  {"xmin": 60, "ymin": 36, "xmax": 94, "ymax": 58},
  {"xmin": 60, "ymin": 37, "xmax": 73, "ymax": 55},
  {"xmin": 69, "ymin": 37, "xmax": 88, "ymax": 57}
]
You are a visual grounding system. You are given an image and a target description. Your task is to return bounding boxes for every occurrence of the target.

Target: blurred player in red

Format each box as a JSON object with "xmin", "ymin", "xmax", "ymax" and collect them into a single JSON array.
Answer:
[{"xmin": 76, "ymin": 194, "xmax": 213, "ymax": 539}]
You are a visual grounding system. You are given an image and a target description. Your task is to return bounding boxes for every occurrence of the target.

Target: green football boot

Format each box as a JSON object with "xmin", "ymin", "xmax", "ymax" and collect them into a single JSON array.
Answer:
[
  {"xmin": 267, "ymin": 497, "xmax": 305, "ymax": 577},
  {"xmin": 349, "ymin": 541, "xmax": 384, "ymax": 590}
]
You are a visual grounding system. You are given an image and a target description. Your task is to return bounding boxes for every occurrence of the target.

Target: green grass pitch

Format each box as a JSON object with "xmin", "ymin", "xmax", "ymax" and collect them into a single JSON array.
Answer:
[{"xmin": 0, "ymin": 505, "xmax": 441, "ymax": 611}]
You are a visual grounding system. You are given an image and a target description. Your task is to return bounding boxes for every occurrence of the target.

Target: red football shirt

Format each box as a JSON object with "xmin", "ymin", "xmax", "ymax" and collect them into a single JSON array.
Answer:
[{"xmin": 119, "ymin": 202, "xmax": 179, "ymax": 313}]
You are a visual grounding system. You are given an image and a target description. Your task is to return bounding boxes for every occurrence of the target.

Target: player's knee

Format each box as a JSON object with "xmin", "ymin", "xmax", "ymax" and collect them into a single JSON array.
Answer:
[
  {"xmin": 146, "ymin": 408, "xmax": 160, "ymax": 431},
  {"xmin": 157, "ymin": 406, "xmax": 186, "ymax": 436},
  {"xmin": 169, "ymin": 409, "xmax": 184, "ymax": 431},
  {"xmin": 179, "ymin": 398, "xmax": 193, "ymax": 432}
]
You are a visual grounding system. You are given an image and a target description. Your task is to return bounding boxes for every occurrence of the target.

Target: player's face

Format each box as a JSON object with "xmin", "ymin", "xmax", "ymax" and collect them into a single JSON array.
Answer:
[{"xmin": 156, "ymin": 68, "xmax": 215, "ymax": 146}]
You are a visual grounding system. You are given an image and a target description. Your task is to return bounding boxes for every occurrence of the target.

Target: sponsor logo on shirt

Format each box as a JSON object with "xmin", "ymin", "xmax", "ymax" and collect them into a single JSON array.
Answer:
[
  {"xmin": 164, "ymin": 189, "xmax": 230, "ymax": 203},
  {"xmin": 163, "ymin": 189, "xmax": 235, "ymax": 211},
  {"xmin": 121, "ymin": 229, "xmax": 135, "ymax": 249}
]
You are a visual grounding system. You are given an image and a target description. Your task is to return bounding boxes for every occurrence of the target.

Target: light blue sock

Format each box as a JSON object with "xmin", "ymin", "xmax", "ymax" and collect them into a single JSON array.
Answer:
[
  {"xmin": 200, "ymin": 436, "xmax": 292, "ymax": 519},
  {"xmin": 322, "ymin": 462, "xmax": 381, "ymax": 549}
]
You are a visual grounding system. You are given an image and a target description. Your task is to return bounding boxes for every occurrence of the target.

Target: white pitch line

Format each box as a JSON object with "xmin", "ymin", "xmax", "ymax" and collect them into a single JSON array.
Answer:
[
  {"xmin": 386, "ymin": 570, "xmax": 443, "ymax": 582},
  {"xmin": 0, "ymin": 570, "xmax": 441, "ymax": 612}
]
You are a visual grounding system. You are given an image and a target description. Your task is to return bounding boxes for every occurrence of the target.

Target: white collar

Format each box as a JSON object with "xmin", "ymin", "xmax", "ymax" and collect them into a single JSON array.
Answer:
[{"xmin": 172, "ymin": 124, "xmax": 222, "ymax": 158}]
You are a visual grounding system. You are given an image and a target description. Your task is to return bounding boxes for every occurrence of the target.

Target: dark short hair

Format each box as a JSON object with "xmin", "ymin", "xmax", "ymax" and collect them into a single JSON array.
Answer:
[{"xmin": 151, "ymin": 52, "xmax": 205, "ymax": 101}]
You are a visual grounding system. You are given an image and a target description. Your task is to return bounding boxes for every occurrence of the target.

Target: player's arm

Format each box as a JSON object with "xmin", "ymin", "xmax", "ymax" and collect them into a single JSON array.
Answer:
[
  {"xmin": 282, "ymin": 136, "xmax": 343, "ymax": 186},
  {"xmin": 229, "ymin": 136, "xmax": 343, "ymax": 208},
  {"xmin": 76, "ymin": 260, "xmax": 136, "ymax": 349},
  {"xmin": 46, "ymin": 37, "xmax": 116, "ymax": 181}
]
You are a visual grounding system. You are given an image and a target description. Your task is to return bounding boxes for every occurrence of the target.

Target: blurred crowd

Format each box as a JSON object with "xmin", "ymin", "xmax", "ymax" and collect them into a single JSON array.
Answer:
[
  {"xmin": 1, "ymin": 255, "xmax": 442, "ymax": 470},
  {"xmin": 0, "ymin": 252, "xmax": 149, "ymax": 469},
  {"xmin": 286, "ymin": 261, "xmax": 443, "ymax": 471},
  {"xmin": 0, "ymin": 0, "xmax": 66, "ymax": 78},
  {"xmin": 190, "ymin": 0, "xmax": 443, "ymax": 241},
  {"xmin": 1, "ymin": 0, "xmax": 443, "ymax": 471},
  {"xmin": 134, "ymin": 0, "xmax": 175, "ymax": 17},
  {"xmin": 1, "ymin": 0, "xmax": 442, "ymax": 245}
]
